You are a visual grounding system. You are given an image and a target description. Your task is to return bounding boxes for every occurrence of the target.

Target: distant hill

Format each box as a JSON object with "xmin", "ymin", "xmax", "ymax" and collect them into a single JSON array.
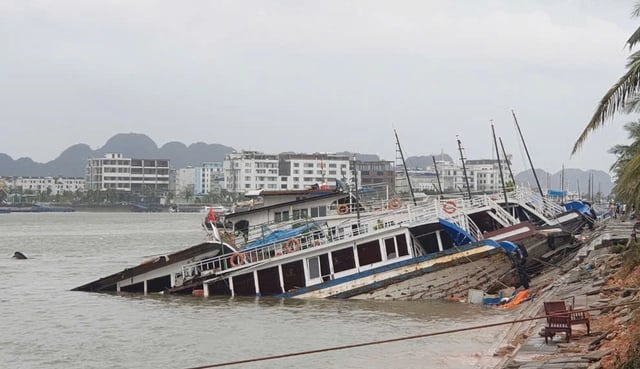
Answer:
[
  {"xmin": 0, "ymin": 133, "xmax": 236, "ymax": 177},
  {"xmin": 0, "ymin": 134, "xmax": 385, "ymax": 178},
  {"xmin": 514, "ymin": 168, "xmax": 613, "ymax": 196}
]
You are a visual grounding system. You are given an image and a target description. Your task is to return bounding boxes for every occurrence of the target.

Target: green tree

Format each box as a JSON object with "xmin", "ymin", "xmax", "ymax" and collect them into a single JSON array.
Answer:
[
  {"xmin": 573, "ymin": 2, "xmax": 640, "ymax": 154},
  {"xmin": 608, "ymin": 120, "xmax": 640, "ymax": 206}
]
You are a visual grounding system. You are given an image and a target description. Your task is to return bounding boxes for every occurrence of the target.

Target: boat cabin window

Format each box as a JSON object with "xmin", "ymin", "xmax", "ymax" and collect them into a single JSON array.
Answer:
[
  {"xmin": 275, "ymin": 211, "xmax": 290, "ymax": 222},
  {"xmin": 292, "ymin": 209, "xmax": 308, "ymax": 220},
  {"xmin": 331, "ymin": 247, "xmax": 356, "ymax": 273},
  {"xmin": 357, "ymin": 240, "xmax": 382, "ymax": 266},
  {"xmin": 257, "ymin": 267, "xmax": 282, "ymax": 295},
  {"xmin": 234, "ymin": 220, "xmax": 250, "ymax": 242},
  {"xmin": 308, "ymin": 257, "xmax": 321, "ymax": 279},
  {"xmin": 282, "ymin": 261, "xmax": 306, "ymax": 292},
  {"xmin": 396, "ymin": 234, "xmax": 409, "ymax": 256},
  {"xmin": 384, "ymin": 238, "xmax": 397, "ymax": 259},
  {"xmin": 310, "ymin": 206, "xmax": 327, "ymax": 218},
  {"xmin": 231, "ymin": 273, "xmax": 255, "ymax": 296}
]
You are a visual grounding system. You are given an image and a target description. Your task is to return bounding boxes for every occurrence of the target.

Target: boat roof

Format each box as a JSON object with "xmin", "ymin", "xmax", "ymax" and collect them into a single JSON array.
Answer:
[
  {"xmin": 225, "ymin": 192, "xmax": 349, "ymax": 220},
  {"xmin": 244, "ymin": 188, "xmax": 341, "ymax": 198}
]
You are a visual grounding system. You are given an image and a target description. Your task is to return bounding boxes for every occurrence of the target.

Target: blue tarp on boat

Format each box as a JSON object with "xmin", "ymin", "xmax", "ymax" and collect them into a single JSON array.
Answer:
[
  {"xmin": 439, "ymin": 218, "xmax": 476, "ymax": 246},
  {"xmin": 244, "ymin": 222, "xmax": 321, "ymax": 250},
  {"xmin": 563, "ymin": 200, "xmax": 592, "ymax": 216}
]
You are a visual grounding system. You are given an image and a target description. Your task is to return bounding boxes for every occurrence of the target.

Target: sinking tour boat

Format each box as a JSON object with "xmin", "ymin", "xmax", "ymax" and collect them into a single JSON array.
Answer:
[{"xmin": 74, "ymin": 196, "xmax": 532, "ymax": 300}]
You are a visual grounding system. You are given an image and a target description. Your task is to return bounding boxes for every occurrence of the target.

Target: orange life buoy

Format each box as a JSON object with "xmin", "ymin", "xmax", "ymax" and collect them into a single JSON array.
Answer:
[
  {"xmin": 285, "ymin": 238, "xmax": 301, "ymax": 253},
  {"xmin": 388, "ymin": 198, "xmax": 402, "ymax": 210},
  {"xmin": 230, "ymin": 252, "xmax": 245, "ymax": 267},
  {"xmin": 192, "ymin": 289, "xmax": 205, "ymax": 297},
  {"xmin": 337, "ymin": 204, "xmax": 350, "ymax": 215},
  {"xmin": 442, "ymin": 200, "xmax": 457, "ymax": 214}
]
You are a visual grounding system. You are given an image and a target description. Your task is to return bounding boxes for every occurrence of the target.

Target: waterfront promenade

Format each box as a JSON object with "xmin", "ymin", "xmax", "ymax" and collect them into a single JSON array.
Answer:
[{"xmin": 491, "ymin": 220, "xmax": 638, "ymax": 369}]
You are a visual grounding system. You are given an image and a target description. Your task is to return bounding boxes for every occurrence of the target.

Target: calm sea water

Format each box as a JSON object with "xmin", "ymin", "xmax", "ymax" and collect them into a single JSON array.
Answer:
[{"xmin": 0, "ymin": 212, "xmax": 518, "ymax": 369}]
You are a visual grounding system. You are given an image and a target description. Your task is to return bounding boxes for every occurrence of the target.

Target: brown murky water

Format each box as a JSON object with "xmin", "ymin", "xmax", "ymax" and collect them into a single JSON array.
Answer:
[{"xmin": 0, "ymin": 212, "xmax": 519, "ymax": 369}]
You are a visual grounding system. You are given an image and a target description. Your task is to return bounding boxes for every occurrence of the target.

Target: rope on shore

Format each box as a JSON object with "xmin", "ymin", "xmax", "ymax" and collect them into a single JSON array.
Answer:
[{"xmin": 183, "ymin": 301, "xmax": 640, "ymax": 369}]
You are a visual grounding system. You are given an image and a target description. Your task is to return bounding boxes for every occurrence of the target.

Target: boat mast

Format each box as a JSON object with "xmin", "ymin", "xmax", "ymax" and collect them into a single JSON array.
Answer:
[
  {"xmin": 499, "ymin": 137, "xmax": 516, "ymax": 186},
  {"xmin": 577, "ymin": 179, "xmax": 581, "ymax": 200},
  {"xmin": 511, "ymin": 110, "xmax": 544, "ymax": 198},
  {"xmin": 456, "ymin": 136, "xmax": 472, "ymax": 199},
  {"xmin": 351, "ymin": 155, "xmax": 361, "ymax": 223},
  {"xmin": 432, "ymin": 156, "xmax": 443, "ymax": 194},
  {"xmin": 394, "ymin": 129, "xmax": 417, "ymax": 206},
  {"xmin": 561, "ymin": 163, "xmax": 565, "ymax": 203},
  {"xmin": 492, "ymin": 124, "xmax": 509, "ymax": 207}
]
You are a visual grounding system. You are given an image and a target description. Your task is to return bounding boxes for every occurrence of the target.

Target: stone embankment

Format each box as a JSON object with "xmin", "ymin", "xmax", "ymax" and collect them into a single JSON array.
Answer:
[{"xmin": 491, "ymin": 220, "xmax": 639, "ymax": 369}]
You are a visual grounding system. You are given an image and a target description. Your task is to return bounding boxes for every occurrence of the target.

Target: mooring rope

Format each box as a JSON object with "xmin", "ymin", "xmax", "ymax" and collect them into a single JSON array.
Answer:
[{"xmin": 183, "ymin": 301, "xmax": 640, "ymax": 369}]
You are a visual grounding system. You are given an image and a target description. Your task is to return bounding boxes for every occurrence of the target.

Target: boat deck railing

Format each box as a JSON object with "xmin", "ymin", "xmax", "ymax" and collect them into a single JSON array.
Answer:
[
  {"xmin": 182, "ymin": 216, "xmax": 395, "ymax": 281},
  {"xmin": 181, "ymin": 195, "xmax": 509, "ymax": 283}
]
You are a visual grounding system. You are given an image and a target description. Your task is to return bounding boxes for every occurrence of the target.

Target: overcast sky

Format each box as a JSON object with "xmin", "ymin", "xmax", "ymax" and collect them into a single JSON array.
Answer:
[{"xmin": 1, "ymin": 0, "xmax": 638, "ymax": 173}]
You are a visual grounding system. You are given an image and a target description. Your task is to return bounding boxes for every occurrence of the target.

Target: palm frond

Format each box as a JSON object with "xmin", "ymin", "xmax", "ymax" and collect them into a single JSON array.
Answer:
[
  {"xmin": 572, "ymin": 59, "xmax": 640, "ymax": 154},
  {"xmin": 627, "ymin": 26, "xmax": 640, "ymax": 50},
  {"xmin": 632, "ymin": 2, "xmax": 640, "ymax": 17}
]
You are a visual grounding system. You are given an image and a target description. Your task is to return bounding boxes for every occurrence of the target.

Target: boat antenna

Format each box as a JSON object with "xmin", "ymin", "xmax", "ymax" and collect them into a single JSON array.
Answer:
[
  {"xmin": 456, "ymin": 135, "xmax": 472, "ymax": 199},
  {"xmin": 511, "ymin": 110, "xmax": 544, "ymax": 198},
  {"xmin": 432, "ymin": 155, "xmax": 443, "ymax": 194},
  {"xmin": 491, "ymin": 124, "xmax": 509, "ymax": 208},
  {"xmin": 498, "ymin": 137, "xmax": 516, "ymax": 186},
  {"xmin": 394, "ymin": 129, "xmax": 417, "ymax": 206}
]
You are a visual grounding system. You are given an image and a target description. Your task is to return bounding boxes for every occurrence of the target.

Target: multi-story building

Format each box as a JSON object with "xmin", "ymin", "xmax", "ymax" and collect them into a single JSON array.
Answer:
[
  {"xmin": 223, "ymin": 151, "xmax": 280, "ymax": 193},
  {"xmin": 194, "ymin": 162, "xmax": 224, "ymax": 195},
  {"xmin": 1, "ymin": 176, "xmax": 85, "ymax": 195},
  {"xmin": 356, "ymin": 160, "xmax": 395, "ymax": 196},
  {"xmin": 278, "ymin": 153, "xmax": 352, "ymax": 191},
  {"xmin": 466, "ymin": 159, "xmax": 512, "ymax": 193},
  {"xmin": 85, "ymin": 153, "xmax": 170, "ymax": 195},
  {"xmin": 173, "ymin": 167, "xmax": 195, "ymax": 200},
  {"xmin": 223, "ymin": 151, "xmax": 356, "ymax": 194},
  {"xmin": 420, "ymin": 156, "xmax": 513, "ymax": 193}
]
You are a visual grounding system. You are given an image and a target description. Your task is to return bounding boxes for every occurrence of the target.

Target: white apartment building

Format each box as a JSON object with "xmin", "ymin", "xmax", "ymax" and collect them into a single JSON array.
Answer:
[
  {"xmin": 174, "ymin": 167, "xmax": 195, "ymax": 199},
  {"xmin": 419, "ymin": 157, "xmax": 513, "ymax": 193},
  {"xmin": 278, "ymin": 153, "xmax": 352, "ymax": 191},
  {"xmin": 1, "ymin": 176, "xmax": 85, "ymax": 195},
  {"xmin": 223, "ymin": 151, "xmax": 354, "ymax": 193},
  {"xmin": 85, "ymin": 153, "xmax": 170, "ymax": 194},
  {"xmin": 194, "ymin": 162, "xmax": 224, "ymax": 195},
  {"xmin": 224, "ymin": 151, "xmax": 280, "ymax": 193}
]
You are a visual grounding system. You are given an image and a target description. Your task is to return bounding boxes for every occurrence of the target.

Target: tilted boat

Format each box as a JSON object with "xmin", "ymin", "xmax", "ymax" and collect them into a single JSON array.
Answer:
[{"xmin": 73, "ymin": 196, "xmax": 532, "ymax": 300}]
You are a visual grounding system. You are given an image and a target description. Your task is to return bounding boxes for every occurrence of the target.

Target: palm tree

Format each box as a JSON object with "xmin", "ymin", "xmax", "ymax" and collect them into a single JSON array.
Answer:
[
  {"xmin": 608, "ymin": 119, "xmax": 640, "ymax": 206},
  {"xmin": 573, "ymin": 2, "xmax": 640, "ymax": 154}
]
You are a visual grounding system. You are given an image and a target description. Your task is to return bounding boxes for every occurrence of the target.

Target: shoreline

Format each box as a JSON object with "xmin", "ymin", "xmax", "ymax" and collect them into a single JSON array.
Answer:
[{"xmin": 488, "ymin": 219, "xmax": 638, "ymax": 369}]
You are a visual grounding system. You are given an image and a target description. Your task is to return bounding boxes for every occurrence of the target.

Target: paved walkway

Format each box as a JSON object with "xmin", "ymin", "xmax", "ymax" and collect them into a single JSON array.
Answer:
[{"xmin": 490, "ymin": 219, "xmax": 637, "ymax": 369}]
